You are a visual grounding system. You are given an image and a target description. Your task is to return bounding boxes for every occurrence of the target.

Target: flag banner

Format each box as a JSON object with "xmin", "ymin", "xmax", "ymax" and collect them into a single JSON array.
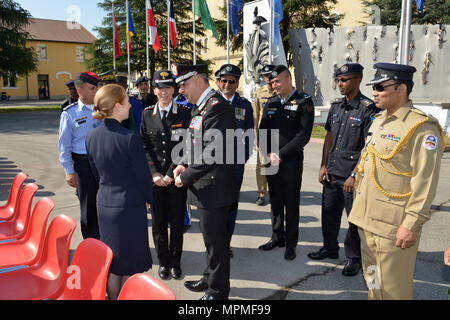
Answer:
[
  {"xmin": 195, "ymin": 0, "xmax": 219, "ymax": 40},
  {"xmin": 416, "ymin": 0, "xmax": 424, "ymax": 13},
  {"xmin": 147, "ymin": 0, "xmax": 161, "ymax": 52},
  {"xmin": 273, "ymin": 0, "xmax": 283, "ymax": 47},
  {"xmin": 113, "ymin": 11, "xmax": 121, "ymax": 57},
  {"xmin": 127, "ymin": 4, "xmax": 136, "ymax": 54},
  {"xmin": 169, "ymin": 0, "xmax": 177, "ymax": 48},
  {"xmin": 229, "ymin": 0, "xmax": 244, "ymax": 36}
]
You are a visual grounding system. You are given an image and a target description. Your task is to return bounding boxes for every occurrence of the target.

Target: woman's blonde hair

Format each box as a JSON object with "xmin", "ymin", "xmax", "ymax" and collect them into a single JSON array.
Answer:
[{"xmin": 92, "ymin": 84, "xmax": 126, "ymax": 120}]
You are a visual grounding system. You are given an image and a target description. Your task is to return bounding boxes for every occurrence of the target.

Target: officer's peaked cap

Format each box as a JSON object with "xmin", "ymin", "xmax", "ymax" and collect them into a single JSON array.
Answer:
[
  {"xmin": 367, "ymin": 63, "xmax": 416, "ymax": 86},
  {"xmin": 335, "ymin": 63, "xmax": 364, "ymax": 77},
  {"xmin": 152, "ymin": 70, "xmax": 175, "ymax": 88},
  {"xmin": 172, "ymin": 63, "xmax": 208, "ymax": 85},
  {"xmin": 217, "ymin": 64, "xmax": 241, "ymax": 79}
]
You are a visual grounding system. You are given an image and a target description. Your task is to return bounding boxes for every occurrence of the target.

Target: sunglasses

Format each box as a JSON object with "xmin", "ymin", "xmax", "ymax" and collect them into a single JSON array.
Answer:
[
  {"xmin": 372, "ymin": 83, "xmax": 398, "ymax": 92},
  {"xmin": 336, "ymin": 76, "xmax": 358, "ymax": 83},
  {"xmin": 220, "ymin": 79, "xmax": 236, "ymax": 85}
]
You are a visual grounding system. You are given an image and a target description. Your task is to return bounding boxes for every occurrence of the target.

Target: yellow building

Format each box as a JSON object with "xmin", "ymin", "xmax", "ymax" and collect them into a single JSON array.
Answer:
[{"xmin": 1, "ymin": 18, "xmax": 96, "ymax": 101}]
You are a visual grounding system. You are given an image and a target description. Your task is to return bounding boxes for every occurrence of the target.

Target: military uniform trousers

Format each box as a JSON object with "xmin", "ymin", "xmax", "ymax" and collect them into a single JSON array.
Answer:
[
  {"xmin": 358, "ymin": 228, "xmax": 421, "ymax": 300},
  {"xmin": 151, "ymin": 185, "xmax": 187, "ymax": 269},
  {"xmin": 228, "ymin": 164, "xmax": 245, "ymax": 242},
  {"xmin": 267, "ymin": 160, "xmax": 303, "ymax": 247},
  {"xmin": 72, "ymin": 153, "xmax": 100, "ymax": 240},
  {"xmin": 198, "ymin": 206, "xmax": 231, "ymax": 299},
  {"xmin": 256, "ymin": 151, "xmax": 268, "ymax": 198},
  {"xmin": 321, "ymin": 175, "xmax": 361, "ymax": 261}
]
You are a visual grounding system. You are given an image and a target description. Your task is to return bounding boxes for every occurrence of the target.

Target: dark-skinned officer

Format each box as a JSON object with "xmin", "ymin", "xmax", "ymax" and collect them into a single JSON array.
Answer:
[
  {"xmin": 307, "ymin": 63, "xmax": 380, "ymax": 277},
  {"xmin": 172, "ymin": 63, "xmax": 237, "ymax": 300},
  {"xmin": 60, "ymin": 80, "xmax": 79, "ymax": 112},
  {"xmin": 140, "ymin": 70, "xmax": 191, "ymax": 281},
  {"xmin": 258, "ymin": 65, "xmax": 315, "ymax": 260}
]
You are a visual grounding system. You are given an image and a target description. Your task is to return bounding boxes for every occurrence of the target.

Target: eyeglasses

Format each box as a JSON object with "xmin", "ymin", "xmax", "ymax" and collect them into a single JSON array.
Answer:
[
  {"xmin": 372, "ymin": 83, "xmax": 398, "ymax": 92},
  {"xmin": 220, "ymin": 79, "xmax": 236, "ymax": 85},
  {"xmin": 336, "ymin": 76, "xmax": 358, "ymax": 83}
]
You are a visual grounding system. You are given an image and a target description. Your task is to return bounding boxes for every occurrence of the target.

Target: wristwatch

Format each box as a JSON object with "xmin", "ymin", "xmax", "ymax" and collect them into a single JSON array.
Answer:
[{"xmin": 350, "ymin": 171, "xmax": 357, "ymax": 179}]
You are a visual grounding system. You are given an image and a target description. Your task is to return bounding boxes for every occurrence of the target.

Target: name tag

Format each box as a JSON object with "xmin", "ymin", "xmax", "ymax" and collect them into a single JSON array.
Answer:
[
  {"xmin": 189, "ymin": 116, "xmax": 203, "ymax": 131},
  {"xmin": 349, "ymin": 117, "xmax": 362, "ymax": 122},
  {"xmin": 284, "ymin": 105, "xmax": 298, "ymax": 111}
]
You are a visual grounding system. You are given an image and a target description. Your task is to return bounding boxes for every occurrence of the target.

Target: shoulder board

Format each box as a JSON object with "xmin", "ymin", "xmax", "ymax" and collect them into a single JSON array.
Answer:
[
  {"xmin": 410, "ymin": 106, "xmax": 428, "ymax": 117},
  {"xmin": 331, "ymin": 97, "xmax": 344, "ymax": 104},
  {"xmin": 144, "ymin": 105, "xmax": 155, "ymax": 112},
  {"xmin": 62, "ymin": 101, "xmax": 78, "ymax": 112},
  {"xmin": 373, "ymin": 112, "xmax": 382, "ymax": 118},
  {"xmin": 208, "ymin": 97, "xmax": 220, "ymax": 107},
  {"xmin": 361, "ymin": 99, "xmax": 374, "ymax": 107}
]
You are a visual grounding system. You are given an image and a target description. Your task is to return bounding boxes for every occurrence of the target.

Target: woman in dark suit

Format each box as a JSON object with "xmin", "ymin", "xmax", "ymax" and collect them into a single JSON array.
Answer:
[{"xmin": 86, "ymin": 84, "xmax": 153, "ymax": 300}]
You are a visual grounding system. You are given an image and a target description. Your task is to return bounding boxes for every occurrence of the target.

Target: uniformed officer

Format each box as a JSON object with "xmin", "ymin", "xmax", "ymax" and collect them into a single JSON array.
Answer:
[
  {"xmin": 140, "ymin": 70, "xmax": 191, "ymax": 281},
  {"xmin": 216, "ymin": 63, "xmax": 254, "ymax": 252},
  {"xmin": 58, "ymin": 72, "xmax": 101, "ymax": 239},
  {"xmin": 307, "ymin": 63, "xmax": 380, "ymax": 277},
  {"xmin": 172, "ymin": 63, "xmax": 237, "ymax": 300},
  {"xmin": 258, "ymin": 65, "xmax": 315, "ymax": 260},
  {"xmin": 348, "ymin": 63, "xmax": 444, "ymax": 299},
  {"xmin": 60, "ymin": 80, "xmax": 79, "ymax": 112},
  {"xmin": 252, "ymin": 64, "xmax": 276, "ymax": 206},
  {"xmin": 136, "ymin": 76, "xmax": 158, "ymax": 109}
]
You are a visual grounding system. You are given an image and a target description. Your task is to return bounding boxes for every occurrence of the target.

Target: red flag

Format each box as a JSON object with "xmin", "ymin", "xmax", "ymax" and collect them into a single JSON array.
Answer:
[
  {"xmin": 147, "ymin": 0, "xmax": 161, "ymax": 52},
  {"xmin": 113, "ymin": 11, "xmax": 121, "ymax": 57},
  {"xmin": 169, "ymin": 0, "xmax": 177, "ymax": 48}
]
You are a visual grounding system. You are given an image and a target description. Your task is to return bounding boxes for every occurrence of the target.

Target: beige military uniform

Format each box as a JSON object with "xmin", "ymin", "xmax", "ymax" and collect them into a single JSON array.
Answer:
[
  {"xmin": 348, "ymin": 101, "xmax": 444, "ymax": 300},
  {"xmin": 252, "ymin": 85, "xmax": 275, "ymax": 198}
]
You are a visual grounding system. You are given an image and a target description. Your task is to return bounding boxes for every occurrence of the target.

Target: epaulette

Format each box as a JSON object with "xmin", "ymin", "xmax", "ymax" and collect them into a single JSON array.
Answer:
[
  {"xmin": 331, "ymin": 97, "xmax": 345, "ymax": 104},
  {"xmin": 361, "ymin": 99, "xmax": 374, "ymax": 107},
  {"xmin": 410, "ymin": 106, "xmax": 428, "ymax": 117},
  {"xmin": 144, "ymin": 105, "xmax": 155, "ymax": 112},
  {"xmin": 62, "ymin": 101, "xmax": 78, "ymax": 112},
  {"xmin": 208, "ymin": 97, "xmax": 220, "ymax": 107}
]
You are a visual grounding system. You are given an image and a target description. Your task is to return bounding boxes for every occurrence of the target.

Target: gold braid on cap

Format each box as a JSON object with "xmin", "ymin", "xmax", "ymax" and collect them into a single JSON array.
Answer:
[{"xmin": 357, "ymin": 117, "xmax": 445, "ymax": 199}]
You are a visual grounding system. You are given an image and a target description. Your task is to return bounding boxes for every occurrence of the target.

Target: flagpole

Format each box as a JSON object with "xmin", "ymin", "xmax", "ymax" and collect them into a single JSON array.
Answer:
[
  {"xmin": 269, "ymin": 0, "xmax": 273, "ymax": 64},
  {"xmin": 146, "ymin": 0, "xmax": 150, "ymax": 77},
  {"xmin": 193, "ymin": 0, "xmax": 196, "ymax": 65},
  {"xmin": 126, "ymin": 0, "xmax": 131, "ymax": 91},
  {"xmin": 403, "ymin": 0, "xmax": 412, "ymax": 65},
  {"xmin": 398, "ymin": 0, "xmax": 407, "ymax": 64},
  {"xmin": 112, "ymin": 3, "xmax": 116, "ymax": 70},
  {"xmin": 168, "ymin": 0, "xmax": 171, "ymax": 69},
  {"xmin": 226, "ymin": 0, "xmax": 230, "ymax": 64}
]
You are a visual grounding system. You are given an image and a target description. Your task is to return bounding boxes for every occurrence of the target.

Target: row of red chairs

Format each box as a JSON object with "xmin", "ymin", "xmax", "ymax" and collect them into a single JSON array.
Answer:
[{"xmin": 0, "ymin": 173, "xmax": 176, "ymax": 300}]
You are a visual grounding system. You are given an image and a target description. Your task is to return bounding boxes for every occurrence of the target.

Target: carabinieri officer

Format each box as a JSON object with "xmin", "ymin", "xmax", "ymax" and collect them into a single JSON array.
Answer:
[{"xmin": 58, "ymin": 72, "xmax": 101, "ymax": 239}]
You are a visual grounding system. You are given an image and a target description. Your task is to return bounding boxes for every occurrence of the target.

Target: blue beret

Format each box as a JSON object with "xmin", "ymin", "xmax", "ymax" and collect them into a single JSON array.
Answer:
[
  {"xmin": 367, "ymin": 63, "xmax": 417, "ymax": 86},
  {"xmin": 135, "ymin": 76, "xmax": 149, "ymax": 87},
  {"xmin": 269, "ymin": 65, "xmax": 289, "ymax": 80},
  {"xmin": 335, "ymin": 63, "xmax": 364, "ymax": 77},
  {"xmin": 65, "ymin": 80, "xmax": 75, "ymax": 87},
  {"xmin": 261, "ymin": 64, "xmax": 276, "ymax": 76}
]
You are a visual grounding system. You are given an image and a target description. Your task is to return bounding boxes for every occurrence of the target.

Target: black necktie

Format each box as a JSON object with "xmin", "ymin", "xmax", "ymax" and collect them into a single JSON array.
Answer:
[{"xmin": 161, "ymin": 110, "xmax": 169, "ymax": 132}]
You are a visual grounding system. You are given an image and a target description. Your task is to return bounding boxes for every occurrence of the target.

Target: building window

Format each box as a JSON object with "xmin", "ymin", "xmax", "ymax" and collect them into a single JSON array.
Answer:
[
  {"xmin": 203, "ymin": 38, "xmax": 209, "ymax": 54},
  {"xmin": 37, "ymin": 45, "xmax": 47, "ymax": 60},
  {"xmin": 76, "ymin": 46, "xmax": 85, "ymax": 62},
  {"xmin": 2, "ymin": 73, "xmax": 17, "ymax": 88}
]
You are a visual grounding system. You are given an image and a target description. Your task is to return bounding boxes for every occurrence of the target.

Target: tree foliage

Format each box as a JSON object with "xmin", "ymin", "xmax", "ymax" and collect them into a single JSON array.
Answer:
[
  {"xmin": 213, "ymin": 0, "xmax": 343, "ymax": 66},
  {"xmin": 362, "ymin": 0, "xmax": 450, "ymax": 25},
  {"xmin": 85, "ymin": 0, "xmax": 211, "ymax": 78},
  {"xmin": 0, "ymin": 0, "xmax": 38, "ymax": 78}
]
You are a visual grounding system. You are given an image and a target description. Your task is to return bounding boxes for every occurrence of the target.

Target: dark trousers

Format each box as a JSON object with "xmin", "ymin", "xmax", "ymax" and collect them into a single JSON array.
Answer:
[
  {"xmin": 152, "ymin": 185, "xmax": 187, "ymax": 268},
  {"xmin": 321, "ymin": 175, "xmax": 361, "ymax": 261},
  {"xmin": 72, "ymin": 153, "xmax": 99, "ymax": 240},
  {"xmin": 227, "ymin": 164, "xmax": 245, "ymax": 242},
  {"xmin": 267, "ymin": 160, "xmax": 303, "ymax": 248},
  {"xmin": 198, "ymin": 206, "xmax": 231, "ymax": 300}
]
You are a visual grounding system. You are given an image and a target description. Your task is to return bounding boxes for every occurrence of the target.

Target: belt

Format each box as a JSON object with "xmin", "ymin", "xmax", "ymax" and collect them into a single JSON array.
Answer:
[{"xmin": 71, "ymin": 153, "xmax": 88, "ymax": 160}]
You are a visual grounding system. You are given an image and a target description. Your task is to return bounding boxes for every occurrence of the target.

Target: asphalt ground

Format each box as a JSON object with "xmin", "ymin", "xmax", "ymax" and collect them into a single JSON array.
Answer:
[{"xmin": 0, "ymin": 109, "xmax": 449, "ymax": 300}]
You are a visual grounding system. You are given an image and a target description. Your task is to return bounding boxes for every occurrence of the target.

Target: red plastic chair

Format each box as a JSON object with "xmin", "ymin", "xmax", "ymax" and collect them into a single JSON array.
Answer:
[
  {"xmin": 0, "ymin": 172, "xmax": 28, "ymax": 221},
  {"xmin": 0, "ymin": 197, "xmax": 54, "ymax": 270},
  {"xmin": 118, "ymin": 273, "xmax": 176, "ymax": 300},
  {"xmin": 0, "ymin": 214, "xmax": 76, "ymax": 300},
  {"xmin": 57, "ymin": 238, "xmax": 113, "ymax": 300},
  {"xmin": 0, "ymin": 183, "xmax": 39, "ymax": 241}
]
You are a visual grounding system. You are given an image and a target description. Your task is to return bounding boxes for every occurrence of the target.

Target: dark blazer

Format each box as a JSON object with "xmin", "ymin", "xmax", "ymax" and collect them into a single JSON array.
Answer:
[
  {"xmin": 180, "ymin": 90, "xmax": 238, "ymax": 209},
  {"xmin": 86, "ymin": 118, "xmax": 153, "ymax": 207},
  {"xmin": 140, "ymin": 101, "xmax": 192, "ymax": 179},
  {"xmin": 230, "ymin": 92, "xmax": 254, "ymax": 164}
]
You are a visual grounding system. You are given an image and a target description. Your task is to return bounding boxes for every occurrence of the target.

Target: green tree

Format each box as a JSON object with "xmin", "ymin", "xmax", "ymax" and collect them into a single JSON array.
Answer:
[
  {"xmin": 214, "ymin": 0, "xmax": 343, "ymax": 66},
  {"xmin": 85, "ymin": 0, "xmax": 211, "ymax": 78},
  {"xmin": 362, "ymin": 0, "xmax": 450, "ymax": 25},
  {"xmin": 0, "ymin": 0, "xmax": 38, "ymax": 79}
]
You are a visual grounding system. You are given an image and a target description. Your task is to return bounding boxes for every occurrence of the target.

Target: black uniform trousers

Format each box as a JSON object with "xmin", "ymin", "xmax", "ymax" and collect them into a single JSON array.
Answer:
[
  {"xmin": 321, "ymin": 174, "xmax": 361, "ymax": 261},
  {"xmin": 151, "ymin": 185, "xmax": 187, "ymax": 268},
  {"xmin": 266, "ymin": 160, "xmax": 303, "ymax": 248},
  {"xmin": 72, "ymin": 153, "xmax": 100, "ymax": 240},
  {"xmin": 198, "ymin": 206, "xmax": 231, "ymax": 300}
]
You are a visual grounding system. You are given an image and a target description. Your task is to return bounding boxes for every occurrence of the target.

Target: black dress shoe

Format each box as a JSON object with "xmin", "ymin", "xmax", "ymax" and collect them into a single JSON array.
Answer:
[
  {"xmin": 256, "ymin": 197, "xmax": 266, "ymax": 206},
  {"xmin": 284, "ymin": 247, "xmax": 296, "ymax": 260},
  {"xmin": 307, "ymin": 247, "xmax": 339, "ymax": 260},
  {"xmin": 184, "ymin": 279, "xmax": 209, "ymax": 292},
  {"xmin": 158, "ymin": 266, "xmax": 170, "ymax": 280},
  {"xmin": 342, "ymin": 259, "xmax": 361, "ymax": 277},
  {"xmin": 258, "ymin": 239, "xmax": 285, "ymax": 251},
  {"xmin": 183, "ymin": 225, "xmax": 191, "ymax": 234},
  {"xmin": 170, "ymin": 267, "xmax": 182, "ymax": 279}
]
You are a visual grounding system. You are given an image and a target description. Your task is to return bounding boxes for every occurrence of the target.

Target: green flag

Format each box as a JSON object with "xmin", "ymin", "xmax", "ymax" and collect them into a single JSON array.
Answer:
[{"xmin": 195, "ymin": 0, "xmax": 219, "ymax": 40}]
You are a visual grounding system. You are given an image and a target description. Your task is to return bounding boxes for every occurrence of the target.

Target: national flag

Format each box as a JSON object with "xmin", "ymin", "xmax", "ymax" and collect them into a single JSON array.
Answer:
[
  {"xmin": 147, "ymin": 0, "xmax": 161, "ymax": 52},
  {"xmin": 229, "ymin": 0, "xmax": 244, "ymax": 37},
  {"xmin": 127, "ymin": 3, "xmax": 136, "ymax": 54},
  {"xmin": 416, "ymin": 0, "xmax": 424, "ymax": 13},
  {"xmin": 195, "ymin": 0, "xmax": 219, "ymax": 40},
  {"xmin": 113, "ymin": 11, "xmax": 121, "ymax": 57},
  {"xmin": 169, "ymin": 0, "xmax": 177, "ymax": 48},
  {"xmin": 273, "ymin": 0, "xmax": 283, "ymax": 47}
]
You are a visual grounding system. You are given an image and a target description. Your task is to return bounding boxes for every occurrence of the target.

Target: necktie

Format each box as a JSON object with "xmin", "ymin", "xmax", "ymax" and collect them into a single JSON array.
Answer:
[{"xmin": 161, "ymin": 110, "xmax": 169, "ymax": 133}]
